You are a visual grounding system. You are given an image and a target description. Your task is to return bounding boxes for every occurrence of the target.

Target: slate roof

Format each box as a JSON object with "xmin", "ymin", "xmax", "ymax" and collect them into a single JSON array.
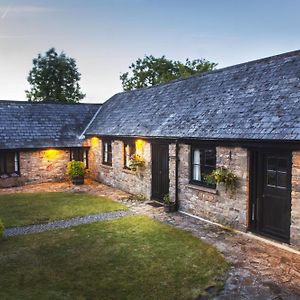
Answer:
[
  {"xmin": 0, "ymin": 101, "xmax": 101, "ymax": 149},
  {"xmin": 86, "ymin": 50, "xmax": 300, "ymax": 141}
]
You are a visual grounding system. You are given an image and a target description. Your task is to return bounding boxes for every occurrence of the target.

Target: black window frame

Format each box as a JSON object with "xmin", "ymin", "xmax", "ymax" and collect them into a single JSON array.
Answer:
[
  {"xmin": 190, "ymin": 146, "xmax": 216, "ymax": 188},
  {"xmin": 123, "ymin": 141, "xmax": 136, "ymax": 169},
  {"xmin": 70, "ymin": 148, "xmax": 89, "ymax": 169},
  {"xmin": 102, "ymin": 139, "xmax": 112, "ymax": 166},
  {"xmin": 0, "ymin": 150, "xmax": 20, "ymax": 177}
]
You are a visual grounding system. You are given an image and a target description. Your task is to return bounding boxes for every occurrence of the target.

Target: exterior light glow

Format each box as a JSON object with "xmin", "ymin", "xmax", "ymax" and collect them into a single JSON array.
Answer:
[
  {"xmin": 44, "ymin": 149, "xmax": 60, "ymax": 160},
  {"xmin": 90, "ymin": 137, "xmax": 99, "ymax": 147},
  {"xmin": 135, "ymin": 139, "xmax": 145, "ymax": 154}
]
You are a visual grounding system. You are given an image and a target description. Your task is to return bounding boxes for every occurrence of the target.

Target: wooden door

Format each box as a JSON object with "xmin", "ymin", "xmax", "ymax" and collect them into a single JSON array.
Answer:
[
  {"xmin": 151, "ymin": 143, "xmax": 169, "ymax": 201},
  {"xmin": 250, "ymin": 150, "xmax": 291, "ymax": 243}
]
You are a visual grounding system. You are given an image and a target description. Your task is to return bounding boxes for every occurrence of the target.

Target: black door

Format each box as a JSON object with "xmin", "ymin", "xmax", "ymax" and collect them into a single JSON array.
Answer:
[
  {"xmin": 151, "ymin": 143, "xmax": 169, "ymax": 201},
  {"xmin": 250, "ymin": 150, "xmax": 292, "ymax": 243}
]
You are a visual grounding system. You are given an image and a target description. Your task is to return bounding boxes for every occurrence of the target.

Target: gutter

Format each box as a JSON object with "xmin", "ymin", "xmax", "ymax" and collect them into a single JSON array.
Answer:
[{"xmin": 79, "ymin": 105, "xmax": 103, "ymax": 140}]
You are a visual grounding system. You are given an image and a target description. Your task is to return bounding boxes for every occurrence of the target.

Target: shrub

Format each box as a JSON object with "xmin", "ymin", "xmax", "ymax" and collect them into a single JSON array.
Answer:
[
  {"xmin": 0, "ymin": 219, "xmax": 4, "ymax": 240},
  {"xmin": 67, "ymin": 161, "xmax": 85, "ymax": 179},
  {"xmin": 163, "ymin": 194, "xmax": 171, "ymax": 205}
]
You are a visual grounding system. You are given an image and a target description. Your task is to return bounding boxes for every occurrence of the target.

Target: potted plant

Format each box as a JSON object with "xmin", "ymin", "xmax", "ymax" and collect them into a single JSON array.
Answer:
[
  {"xmin": 163, "ymin": 194, "xmax": 176, "ymax": 213},
  {"xmin": 67, "ymin": 160, "xmax": 85, "ymax": 185},
  {"xmin": 129, "ymin": 154, "xmax": 145, "ymax": 171}
]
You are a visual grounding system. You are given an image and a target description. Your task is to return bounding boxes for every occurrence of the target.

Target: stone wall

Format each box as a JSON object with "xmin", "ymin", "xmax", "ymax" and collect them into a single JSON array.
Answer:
[
  {"xmin": 0, "ymin": 149, "xmax": 70, "ymax": 188},
  {"xmin": 291, "ymin": 151, "xmax": 300, "ymax": 247},
  {"xmin": 168, "ymin": 143, "xmax": 177, "ymax": 203},
  {"xmin": 88, "ymin": 138, "xmax": 152, "ymax": 198},
  {"xmin": 177, "ymin": 144, "xmax": 249, "ymax": 231}
]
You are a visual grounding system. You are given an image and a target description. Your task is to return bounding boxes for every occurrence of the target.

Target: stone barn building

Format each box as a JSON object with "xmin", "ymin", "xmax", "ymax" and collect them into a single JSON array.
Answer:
[{"xmin": 1, "ymin": 50, "xmax": 300, "ymax": 249}]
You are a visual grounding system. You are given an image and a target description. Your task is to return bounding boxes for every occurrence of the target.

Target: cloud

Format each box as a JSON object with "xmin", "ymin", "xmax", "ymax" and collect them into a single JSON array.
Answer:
[
  {"xmin": 1, "ymin": 6, "xmax": 9, "ymax": 19},
  {"xmin": 0, "ymin": 5, "xmax": 56, "ymax": 19}
]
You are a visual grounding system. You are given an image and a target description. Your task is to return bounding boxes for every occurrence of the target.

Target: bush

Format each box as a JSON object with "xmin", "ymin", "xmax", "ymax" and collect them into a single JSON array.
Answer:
[
  {"xmin": 67, "ymin": 161, "xmax": 85, "ymax": 179},
  {"xmin": 0, "ymin": 219, "xmax": 4, "ymax": 240}
]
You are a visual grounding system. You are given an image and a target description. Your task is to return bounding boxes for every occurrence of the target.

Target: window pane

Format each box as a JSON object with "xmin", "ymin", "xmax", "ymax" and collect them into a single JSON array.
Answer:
[
  {"xmin": 193, "ymin": 149, "xmax": 200, "ymax": 164},
  {"xmin": 267, "ymin": 157, "xmax": 277, "ymax": 171},
  {"xmin": 104, "ymin": 143, "xmax": 108, "ymax": 162},
  {"xmin": 108, "ymin": 143, "xmax": 112, "ymax": 164},
  {"xmin": 205, "ymin": 149, "xmax": 216, "ymax": 167},
  {"xmin": 202, "ymin": 166, "xmax": 214, "ymax": 178},
  {"xmin": 0, "ymin": 154, "xmax": 4, "ymax": 174},
  {"xmin": 278, "ymin": 158, "xmax": 287, "ymax": 172},
  {"xmin": 124, "ymin": 144, "xmax": 130, "ymax": 168},
  {"xmin": 14, "ymin": 153, "xmax": 19, "ymax": 172},
  {"xmin": 6, "ymin": 152, "xmax": 15, "ymax": 174},
  {"xmin": 193, "ymin": 164, "xmax": 201, "ymax": 181},
  {"xmin": 267, "ymin": 170, "xmax": 276, "ymax": 186},
  {"xmin": 277, "ymin": 171, "xmax": 287, "ymax": 188},
  {"xmin": 83, "ymin": 150, "xmax": 88, "ymax": 168},
  {"xmin": 72, "ymin": 149, "xmax": 81, "ymax": 161}
]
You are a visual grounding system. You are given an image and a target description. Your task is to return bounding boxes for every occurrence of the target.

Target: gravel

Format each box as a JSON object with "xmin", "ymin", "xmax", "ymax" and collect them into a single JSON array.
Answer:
[{"xmin": 4, "ymin": 210, "xmax": 133, "ymax": 237}]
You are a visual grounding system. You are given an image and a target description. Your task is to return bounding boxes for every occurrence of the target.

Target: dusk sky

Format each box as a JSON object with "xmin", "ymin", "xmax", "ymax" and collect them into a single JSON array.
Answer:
[{"xmin": 1, "ymin": 0, "xmax": 300, "ymax": 103}]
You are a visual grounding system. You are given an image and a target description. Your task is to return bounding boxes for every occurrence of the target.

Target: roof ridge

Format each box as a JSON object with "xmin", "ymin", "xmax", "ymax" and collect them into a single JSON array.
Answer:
[
  {"xmin": 79, "ymin": 105, "xmax": 103, "ymax": 139},
  {"xmin": 0, "ymin": 100, "xmax": 101, "ymax": 105}
]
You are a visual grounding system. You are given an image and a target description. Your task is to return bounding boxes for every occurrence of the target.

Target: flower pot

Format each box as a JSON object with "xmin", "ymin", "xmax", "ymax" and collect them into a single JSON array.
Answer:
[
  {"xmin": 72, "ymin": 176, "xmax": 84, "ymax": 185},
  {"xmin": 164, "ymin": 203, "xmax": 176, "ymax": 213}
]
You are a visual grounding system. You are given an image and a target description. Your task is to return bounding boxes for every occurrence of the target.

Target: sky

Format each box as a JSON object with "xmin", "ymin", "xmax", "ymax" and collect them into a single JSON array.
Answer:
[{"xmin": 0, "ymin": 0, "xmax": 300, "ymax": 103}]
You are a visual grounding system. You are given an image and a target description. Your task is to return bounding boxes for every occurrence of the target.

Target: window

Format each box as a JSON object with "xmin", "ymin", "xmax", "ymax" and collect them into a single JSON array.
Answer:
[
  {"xmin": 191, "ymin": 146, "xmax": 216, "ymax": 188},
  {"xmin": 102, "ymin": 140, "xmax": 112, "ymax": 165},
  {"xmin": 124, "ymin": 141, "xmax": 136, "ymax": 169},
  {"xmin": 0, "ymin": 151, "xmax": 19, "ymax": 177},
  {"xmin": 267, "ymin": 156, "xmax": 288, "ymax": 189},
  {"xmin": 70, "ymin": 148, "xmax": 89, "ymax": 168}
]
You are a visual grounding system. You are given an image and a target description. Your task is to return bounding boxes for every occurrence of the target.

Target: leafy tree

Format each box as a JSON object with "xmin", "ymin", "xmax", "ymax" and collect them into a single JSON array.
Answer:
[
  {"xmin": 120, "ymin": 55, "xmax": 217, "ymax": 91},
  {"xmin": 26, "ymin": 48, "xmax": 85, "ymax": 103}
]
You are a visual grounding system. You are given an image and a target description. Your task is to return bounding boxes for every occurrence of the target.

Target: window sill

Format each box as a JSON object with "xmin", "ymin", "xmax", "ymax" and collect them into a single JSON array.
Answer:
[
  {"xmin": 0, "ymin": 174, "xmax": 20, "ymax": 179},
  {"xmin": 122, "ymin": 168, "xmax": 136, "ymax": 175},
  {"xmin": 101, "ymin": 164, "xmax": 113, "ymax": 169},
  {"xmin": 186, "ymin": 184, "xmax": 218, "ymax": 195}
]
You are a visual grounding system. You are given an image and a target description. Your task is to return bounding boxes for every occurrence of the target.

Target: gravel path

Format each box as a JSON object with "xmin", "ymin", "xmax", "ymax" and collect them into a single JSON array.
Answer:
[{"xmin": 4, "ymin": 210, "xmax": 133, "ymax": 237}]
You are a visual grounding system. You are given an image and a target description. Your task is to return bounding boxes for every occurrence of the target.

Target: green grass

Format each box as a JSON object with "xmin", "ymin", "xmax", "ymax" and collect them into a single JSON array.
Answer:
[
  {"xmin": 0, "ymin": 216, "xmax": 228, "ymax": 300},
  {"xmin": 0, "ymin": 192, "xmax": 128, "ymax": 228}
]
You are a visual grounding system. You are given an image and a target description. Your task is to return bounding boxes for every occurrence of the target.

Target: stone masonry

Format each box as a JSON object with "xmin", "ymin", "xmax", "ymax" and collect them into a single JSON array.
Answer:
[
  {"xmin": 20, "ymin": 149, "xmax": 69, "ymax": 184},
  {"xmin": 176, "ymin": 144, "xmax": 249, "ymax": 231},
  {"xmin": 87, "ymin": 137, "xmax": 152, "ymax": 199},
  {"xmin": 0, "ymin": 149, "xmax": 70, "ymax": 188},
  {"xmin": 291, "ymin": 151, "xmax": 300, "ymax": 248}
]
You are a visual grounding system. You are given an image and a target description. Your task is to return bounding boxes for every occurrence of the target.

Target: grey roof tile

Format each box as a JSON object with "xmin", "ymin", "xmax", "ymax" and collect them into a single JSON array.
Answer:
[
  {"xmin": 86, "ymin": 50, "xmax": 300, "ymax": 141},
  {"xmin": 0, "ymin": 101, "xmax": 100, "ymax": 149}
]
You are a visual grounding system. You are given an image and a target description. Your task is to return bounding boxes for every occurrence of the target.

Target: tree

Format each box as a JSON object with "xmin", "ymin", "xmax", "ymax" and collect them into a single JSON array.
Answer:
[
  {"xmin": 26, "ymin": 48, "xmax": 85, "ymax": 103},
  {"xmin": 120, "ymin": 55, "xmax": 217, "ymax": 91}
]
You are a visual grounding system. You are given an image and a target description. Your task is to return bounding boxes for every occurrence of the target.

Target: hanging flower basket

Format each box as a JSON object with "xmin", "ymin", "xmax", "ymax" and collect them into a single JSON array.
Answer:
[
  {"xmin": 129, "ymin": 154, "xmax": 145, "ymax": 171},
  {"xmin": 204, "ymin": 167, "xmax": 237, "ymax": 194}
]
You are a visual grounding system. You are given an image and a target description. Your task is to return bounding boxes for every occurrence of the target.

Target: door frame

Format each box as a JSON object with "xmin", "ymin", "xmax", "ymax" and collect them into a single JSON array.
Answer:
[
  {"xmin": 151, "ymin": 142, "xmax": 169, "ymax": 202},
  {"xmin": 248, "ymin": 148, "xmax": 292, "ymax": 243}
]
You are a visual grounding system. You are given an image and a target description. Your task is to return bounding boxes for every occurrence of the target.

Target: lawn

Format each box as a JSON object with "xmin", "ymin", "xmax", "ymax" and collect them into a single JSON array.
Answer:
[
  {"xmin": 0, "ymin": 216, "xmax": 228, "ymax": 299},
  {"xmin": 0, "ymin": 192, "xmax": 127, "ymax": 228}
]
